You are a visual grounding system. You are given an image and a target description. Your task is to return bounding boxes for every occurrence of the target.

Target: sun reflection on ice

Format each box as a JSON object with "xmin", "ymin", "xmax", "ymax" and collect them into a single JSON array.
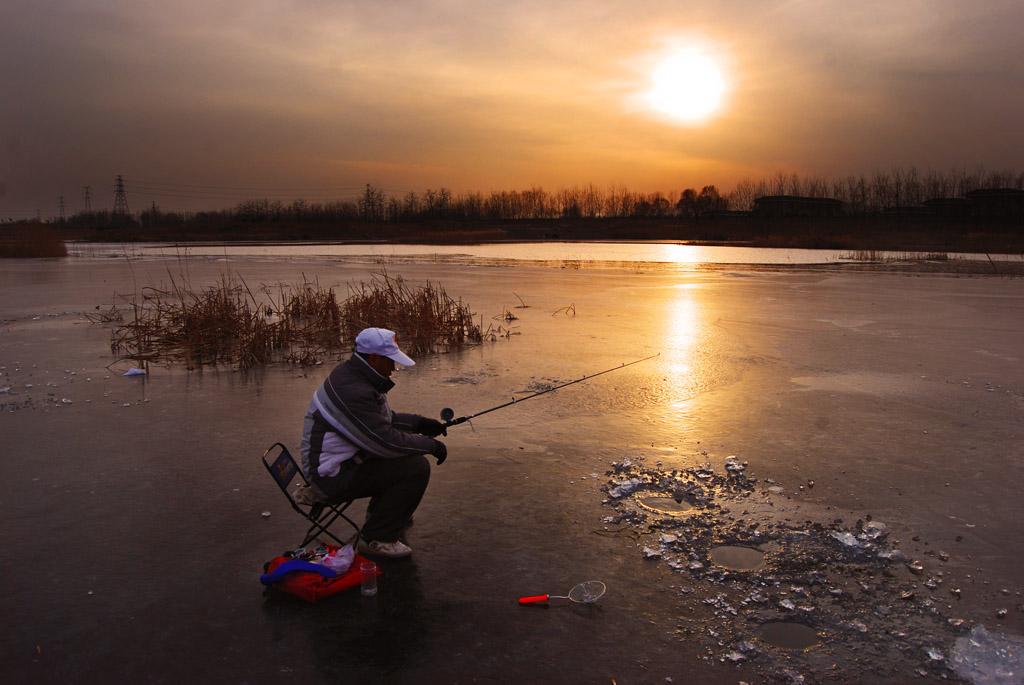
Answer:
[{"xmin": 660, "ymin": 282, "xmax": 706, "ymax": 410}]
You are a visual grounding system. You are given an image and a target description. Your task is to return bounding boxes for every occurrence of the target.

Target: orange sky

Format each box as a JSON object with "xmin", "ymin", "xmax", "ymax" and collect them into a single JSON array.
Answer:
[{"xmin": 2, "ymin": 0, "xmax": 1023, "ymax": 216}]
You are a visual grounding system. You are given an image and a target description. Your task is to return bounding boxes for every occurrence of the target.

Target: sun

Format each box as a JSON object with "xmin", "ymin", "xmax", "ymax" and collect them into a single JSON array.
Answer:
[{"xmin": 646, "ymin": 49, "xmax": 725, "ymax": 122}]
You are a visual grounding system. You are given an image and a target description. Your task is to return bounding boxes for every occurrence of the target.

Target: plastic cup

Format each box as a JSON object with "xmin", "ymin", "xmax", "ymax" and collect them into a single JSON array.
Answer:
[{"xmin": 360, "ymin": 561, "xmax": 378, "ymax": 596}]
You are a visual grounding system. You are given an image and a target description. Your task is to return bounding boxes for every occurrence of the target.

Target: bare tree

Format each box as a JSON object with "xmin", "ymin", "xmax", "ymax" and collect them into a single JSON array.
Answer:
[
  {"xmin": 581, "ymin": 183, "xmax": 602, "ymax": 218},
  {"xmin": 727, "ymin": 178, "xmax": 756, "ymax": 212},
  {"xmin": 358, "ymin": 184, "xmax": 385, "ymax": 221},
  {"xmin": 771, "ymin": 170, "xmax": 789, "ymax": 195},
  {"xmin": 403, "ymin": 191, "xmax": 420, "ymax": 218}
]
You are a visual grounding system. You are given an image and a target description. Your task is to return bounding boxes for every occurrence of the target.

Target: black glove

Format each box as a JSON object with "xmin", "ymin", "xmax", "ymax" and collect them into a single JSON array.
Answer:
[
  {"xmin": 418, "ymin": 417, "xmax": 448, "ymax": 437},
  {"xmin": 430, "ymin": 439, "xmax": 448, "ymax": 465}
]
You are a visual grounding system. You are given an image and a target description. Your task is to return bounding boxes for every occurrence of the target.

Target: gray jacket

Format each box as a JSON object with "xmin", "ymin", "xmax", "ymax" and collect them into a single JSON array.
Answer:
[{"xmin": 301, "ymin": 353, "xmax": 437, "ymax": 496}]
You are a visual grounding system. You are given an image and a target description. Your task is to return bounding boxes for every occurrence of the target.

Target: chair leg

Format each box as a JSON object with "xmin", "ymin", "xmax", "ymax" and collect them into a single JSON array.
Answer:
[
  {"xmin": 299, "ymin": 502, "xmax": 361, "ymax": 548},
  {"xmin": 300, "ymin": 522, "xmax": 348, "ymax": 548}
]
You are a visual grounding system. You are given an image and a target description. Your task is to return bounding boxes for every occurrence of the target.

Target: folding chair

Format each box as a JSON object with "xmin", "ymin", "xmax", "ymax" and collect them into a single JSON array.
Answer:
[{"xmin": 262, "ymin": 442, "xmax": 361, "ymax": 548}]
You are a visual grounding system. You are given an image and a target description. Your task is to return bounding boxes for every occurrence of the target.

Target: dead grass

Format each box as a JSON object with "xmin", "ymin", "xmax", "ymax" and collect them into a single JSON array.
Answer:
[
  {"xmin": 97, "ymin": 269, "xmax": 484, "ymax": 369},
  {"xmin": 0, "ymin": 223, "xmax": 68, "ymax": 258},
  {"xmin": 340, "ymin": 271, "xmax": 480, "ymax": 357},
  {"xmin": 843, "ymin": 250, "xmax": 950, "ymax": 262}
]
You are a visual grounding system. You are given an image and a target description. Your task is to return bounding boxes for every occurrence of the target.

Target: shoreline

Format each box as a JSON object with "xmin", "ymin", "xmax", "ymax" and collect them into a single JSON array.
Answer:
[
  {"xmin": 59, "ymin": 239, "xmax": 1024, "ymax": 277},
  {"xmin": 11, "ymin": 212, "xmax": 1024, "ymax": 256}
]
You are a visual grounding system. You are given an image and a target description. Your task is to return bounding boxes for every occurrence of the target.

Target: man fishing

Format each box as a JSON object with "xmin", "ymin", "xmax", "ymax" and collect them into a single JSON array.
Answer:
[{"xmin": 300, "ymin": 327, "xmax": 448, "ymax": 559}]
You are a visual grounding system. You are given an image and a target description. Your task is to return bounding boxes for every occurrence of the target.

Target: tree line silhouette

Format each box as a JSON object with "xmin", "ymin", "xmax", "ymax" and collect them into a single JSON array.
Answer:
[{"xmin": 48, "ymin": 165, "xmax": 1023, "ymax": 228}]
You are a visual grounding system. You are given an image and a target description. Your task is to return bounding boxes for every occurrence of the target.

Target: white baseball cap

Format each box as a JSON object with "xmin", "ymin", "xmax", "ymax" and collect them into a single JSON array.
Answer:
[{"xmin": 354, "ymin": 327, "xmax": 415, "ymax": 366}]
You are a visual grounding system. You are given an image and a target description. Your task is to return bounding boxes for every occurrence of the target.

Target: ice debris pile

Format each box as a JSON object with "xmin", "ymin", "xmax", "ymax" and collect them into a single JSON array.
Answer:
[
  {"xmin": 1, "ymin": 362, "xmax": 151, "ymax": 413},
  {"xmin": 600, "ymin": 454, "xmax": 1021, "ymax": 683}
]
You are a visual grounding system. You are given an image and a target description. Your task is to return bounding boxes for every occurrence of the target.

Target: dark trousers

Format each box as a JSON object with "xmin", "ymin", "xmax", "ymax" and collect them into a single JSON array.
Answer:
[{"xmin": 316, "ymin": 454, "xmax": 430, "ymax": 543}]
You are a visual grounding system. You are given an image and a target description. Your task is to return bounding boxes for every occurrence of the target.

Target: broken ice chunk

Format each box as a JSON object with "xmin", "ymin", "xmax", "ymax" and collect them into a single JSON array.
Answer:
[
  {"xmin": 830, "ymin": 531, "xmax": 861, "ymax": 548},
  {"xmin": 724, "ymin": 456, "xmax": 746, "ymax": 474},
  {"xmin": 878, "ymin": 548, "xmax": 906, "ymax": 561},
  {"xmin": 860, "ymin": 521, "xmax": 888, "ymax": 540},
  {"xmin": 607, "ymin": 477, "xmax": 642, "ymax": 498}
]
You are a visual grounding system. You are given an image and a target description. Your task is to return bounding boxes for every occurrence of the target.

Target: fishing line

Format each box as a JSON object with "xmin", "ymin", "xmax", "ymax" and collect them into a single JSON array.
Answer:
[{"xmin": 440, "ymin": 353, "xmax": 660, "ymax": 427}]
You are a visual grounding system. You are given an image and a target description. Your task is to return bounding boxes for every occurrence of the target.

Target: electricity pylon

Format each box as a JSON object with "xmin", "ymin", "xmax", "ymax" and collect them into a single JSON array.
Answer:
[{"xmin": 113, "ymin": 175, "xmax": 130, "ymax": 215}]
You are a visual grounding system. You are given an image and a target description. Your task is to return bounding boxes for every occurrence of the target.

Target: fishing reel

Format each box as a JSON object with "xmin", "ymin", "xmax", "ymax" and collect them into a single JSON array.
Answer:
[{"xmin": 440, "ymin": 407, "xmax": 471, "ymax": 428}]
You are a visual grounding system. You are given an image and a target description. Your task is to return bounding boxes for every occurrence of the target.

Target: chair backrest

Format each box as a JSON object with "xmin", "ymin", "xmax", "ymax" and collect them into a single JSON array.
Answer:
[
  {"xmin": 263, "ymin": 442, "xmax": 304, "ymax": 499},
  {"xmin": 262, "ymin": 442, "xmax": 360, "ymax": 547}
]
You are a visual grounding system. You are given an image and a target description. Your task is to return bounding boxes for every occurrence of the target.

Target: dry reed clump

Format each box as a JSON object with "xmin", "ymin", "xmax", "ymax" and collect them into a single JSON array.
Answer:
[
  {"xmin": 102, "ymin": 270, "xmax": 483, "ymax": 369},
  {"xmin": 0, "ymin": 224, "xmax": 68, "ymax": 258},
  {"xmin": 843, "ymin": 250, "xmax": 951, "ymax": 262},
  {"xmin": 339, "ymin": 270, "xmax": 484, "ymax": 357}
]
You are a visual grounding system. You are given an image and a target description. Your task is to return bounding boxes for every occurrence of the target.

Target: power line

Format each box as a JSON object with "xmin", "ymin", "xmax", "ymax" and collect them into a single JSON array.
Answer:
[
  {"xmin": 128, "ymin": 178, "xmax": 368, "ymax": 193},
  {"xmin": 103, "ymin": 181, "xmax": 419, "ymax": 211},
  {"xmin": 129, "ymin": 180, "xmax": 370, "ymax": 201},
  {"xmin": 1, "ymin": 178, "xmax": 423, "ymax": 220},
  {"xmin": 0, "ymin": 209, "xmax": 44, "ymax": 219},
  {"xmin": 126, "ymin": 187, "xmax": 356, "ymax": 201},
  {"xmin": 125, "ymin": 177, "xmax": 413, "ymax": 199}
]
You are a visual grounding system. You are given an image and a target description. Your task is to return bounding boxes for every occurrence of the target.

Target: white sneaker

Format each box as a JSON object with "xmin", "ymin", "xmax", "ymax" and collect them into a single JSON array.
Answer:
[{"xmin": 359, "ymin": 539, "xmax": 413, "ymax": 558}]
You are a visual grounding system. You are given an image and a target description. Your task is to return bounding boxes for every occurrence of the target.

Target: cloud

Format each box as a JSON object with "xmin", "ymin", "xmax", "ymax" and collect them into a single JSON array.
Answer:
[{"xmin": 2, "ymin": 0, "xmax": 1023, "ymax": 214}]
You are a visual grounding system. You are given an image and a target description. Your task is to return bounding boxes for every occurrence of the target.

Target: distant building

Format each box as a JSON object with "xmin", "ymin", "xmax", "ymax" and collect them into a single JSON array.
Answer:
[
  {"xmin": 964, "ymin": 188, "xmax": 1024, "ymax": 218},
  {"xmin": 753, "ymin": 195, "xmax": 846, "ymax": 218},
  {"xmin": 921, "ymin": 189, "xmax": 1024, "ymax": 222},
  {"xmin": 922, "ymin": 197, "xmax": 970, "ymax": 218}
]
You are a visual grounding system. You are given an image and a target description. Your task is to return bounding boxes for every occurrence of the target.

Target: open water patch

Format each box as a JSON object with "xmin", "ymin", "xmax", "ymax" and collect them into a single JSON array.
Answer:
[
  {"xmin": 757, "ymin": 622, "xmax": 820, "ymax": 650},
  {"xmin": 710, "ymin": 545, "xmax": 765, "ymax": 571}
]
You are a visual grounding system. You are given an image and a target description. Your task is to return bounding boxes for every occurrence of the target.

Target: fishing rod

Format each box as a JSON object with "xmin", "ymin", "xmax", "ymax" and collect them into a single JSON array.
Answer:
[{"xmin": 439, "ymin": 353, "xmax": 660, "ymax": 428}]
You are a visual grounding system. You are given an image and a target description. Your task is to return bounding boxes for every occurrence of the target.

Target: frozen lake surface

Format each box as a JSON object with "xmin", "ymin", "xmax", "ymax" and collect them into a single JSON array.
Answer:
[{"xmin": 2, "ymin": 250, "xmax": 1023, "ymax": 683}]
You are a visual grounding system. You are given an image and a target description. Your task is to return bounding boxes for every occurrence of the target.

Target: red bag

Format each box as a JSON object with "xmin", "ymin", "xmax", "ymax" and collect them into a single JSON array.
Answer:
[{"xmin": 262, "ymin": 546, "xmax": 378, "ymax": 603}]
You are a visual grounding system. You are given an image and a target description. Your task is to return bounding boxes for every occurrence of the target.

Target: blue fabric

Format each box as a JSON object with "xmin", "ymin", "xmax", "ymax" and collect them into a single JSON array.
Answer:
[{"xmin": 259, "ymin": 559, "xmax": 337, "ymax": 586}]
